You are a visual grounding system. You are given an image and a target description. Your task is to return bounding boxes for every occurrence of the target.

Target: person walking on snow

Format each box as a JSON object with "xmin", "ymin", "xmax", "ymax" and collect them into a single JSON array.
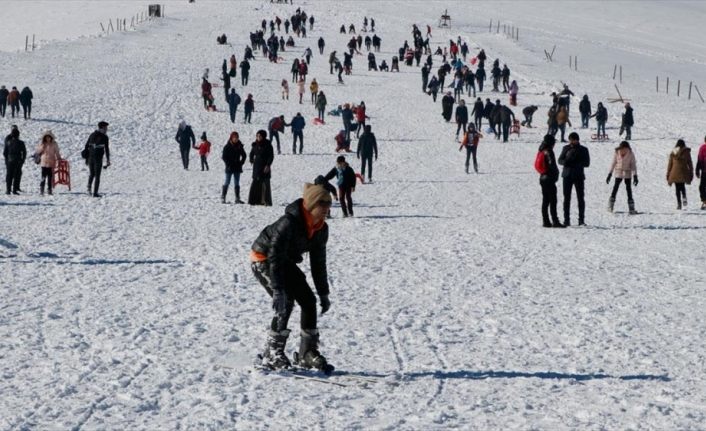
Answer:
[
  {"xmin": 227, "ymin": 89, "xmax": 242, "ymax": 123},
  {"xmin": 289, "ymin": 112, "xmax": 306, "ymax": 154},
  {"xmin": 620, "ymin": 102, "xmax": 634, "ymax": 140},
  {"xmin": 606, "ymin": 141, "xmax": 638, "ymax": 214},
  {"xmin": 84, "ymin": 121, "xmax": 111, "ymax": 197},
  {"xmin": 3, "ymin": 125, "xmax": 26, "ymax": 194},
  {"xmin": 250, "ymin": 183, "xmax": 334, "ymax": 373},
  {"xmin": 315, "ymin": 91, "xmax": 327, "ymax": 122},
  {"xmin": 248, "ymin": 130, "xmax": 274, "ymax": 206},
  {"xmin": 243, "ymin": 94, "xmax": 255, "ymax": 124},
  {"xmin": 221, "ymin": 131, "xmax": 247, "ymax": 204},
  {"xmin": 460, "ymin": 123, "xmax": 482, "ymax": 174},
  {"xmin": 454, "ymin": 99, "xmax": 468, "ymax": 140},
  {"xmin": 666, "ymin": 139, "xmax": 694, "ymax": 210},
  {"xmin": 325, "ymin": 155, "xmax": 357, "ymax": 217},
  {"xmin": 175, "ymin": 121, "xmax": 196, "ymax": 170},
  {"xmin": 357, "ymin": 125, "xmax": 378, "ymax": 182},
  {"xmin": 194, "ymin": 132, "xmax": 211, "ymax": 171},
  {"xmin": 579, "ymin": 95, "xmax": 591, "ymax": 129},
  {"xmin": 309, "ymin": 79, "xmax": 319, "ymax": 104}
]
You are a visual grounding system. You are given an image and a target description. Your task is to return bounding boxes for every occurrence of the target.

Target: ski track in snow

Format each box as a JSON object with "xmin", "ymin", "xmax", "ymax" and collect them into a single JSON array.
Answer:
[{"xmin": 1, "ymin": 1, "xmax": 706, "ymax": 429}]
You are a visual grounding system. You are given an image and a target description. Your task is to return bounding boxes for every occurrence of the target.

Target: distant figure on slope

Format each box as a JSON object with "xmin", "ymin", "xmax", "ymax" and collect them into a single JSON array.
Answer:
[
  {"xmin": 619, "ymin": 102, "xmax": 634, "ymax": 141},
  {"xmin": 194, "ymin": 132, "xmax": 211, "ymax": 171},
  {"xmin": 666, "ymin": 139, "xmax": 693, "ymax": 210},
  {"xmin": 579, "ymin": 95, "xmax": 592, "ymax": 129},
  {"xmin": 696, "ymin": 136, "xmax": 706, "ymax": 210},
  {"xmin": 3, "ymin": 125, "xmax": 26, "ymax": 195},
  {"xmin": 521, "ymin": 105, "xmax": 538, "ymax": 128},
  {"xmin": 19, "ymin": 86, "xmax": 33, "ymax": 119},
  {"xmin": 324, "ymin": 155, "xmax": 357, "ymax": 217},
  {"xmin": 248, "ymin": 130, "xmax": 274, "ymax": 206},
  {"xmin": 606, "ymin": 141, "xmax": 638, "ymax": 214},
  {"xmin": 227, "ymin": 89, "xmax": 241, "ymax": 123},
  {"xmin": 175, "ymin": 121, "xmax": 195, "ymax": 170},
  {"xmin": 250, "ymin": 183, "xmax": 333, "ymax": 373}
]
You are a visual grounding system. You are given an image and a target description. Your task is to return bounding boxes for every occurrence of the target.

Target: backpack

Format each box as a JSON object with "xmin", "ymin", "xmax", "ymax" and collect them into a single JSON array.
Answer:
[{"xmin": 534, "ymin": 151, "xmax": 547, "ymax": 174}]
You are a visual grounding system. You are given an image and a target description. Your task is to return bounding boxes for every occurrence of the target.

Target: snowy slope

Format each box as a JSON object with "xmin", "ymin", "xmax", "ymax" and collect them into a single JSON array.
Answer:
[{"xmin": 1, "ymin": 1, "xmax": 705, "ymax": 429}]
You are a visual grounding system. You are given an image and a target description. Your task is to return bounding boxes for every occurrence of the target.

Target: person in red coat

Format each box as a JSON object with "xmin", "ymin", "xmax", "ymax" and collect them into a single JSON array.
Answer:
[
  {"xmin": 194, "ymin": 132, "xmax": 211, "ymax": 171},
  {"xmin": 355, "ymin": 101, "xmax": 368, "ymax": 137},
  {"xmin": 201, "ymin": 78, "xmax": 213, "ymax": 110}
]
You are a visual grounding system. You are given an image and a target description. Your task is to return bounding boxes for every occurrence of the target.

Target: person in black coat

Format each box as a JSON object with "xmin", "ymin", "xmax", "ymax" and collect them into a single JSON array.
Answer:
[
  {"xmin": 318, "ymin": 37, "xmax": 325, "ymax": 55},
  {"xmin": 221, "ymin": 131, "xmax": 247, "ymax": 203},
  {"xmin": 427, "ymin": 76, "xmax": 440, "ymax": 102},
  {"xmin": 475, "ymin": 66, "xmax": 486, "ymax": 92},
  {"xmin": 471, "ymin": 97, "xmax": 485, "ymax": 130},
  {"xmin": 248, "ymin": 130, "xmax": 274, "ymax": 206},
  {"xmin": 537, "ymin": 135, "xmax": 564, "ymax": 228},
  {"xmin": 83, "ymin": 121, "xmax": 111, "ymax": 197},
  {"xmin": 0, "ymin": 85, "xmax": 8, "ymax": 118},
  {"xmin": 19, "ymin": 87, "xmax": 33, "ymax": 119},
  {"xmin": 356, "ymin": 125, "xmax": 378, "ymax": 182},
  {"xmin": 620, "ymin": 103, "xmax": 634, "ymax": 140},
  {"xmin": 239, "ymin": 59, "xmax": 250, "ymax": 86},
  {"xmin": 592, "ymin": 102, "xmax": 608, "ymax": 138},
  {"xmin": 441, "ymin": 92, "xmax": 455, "ymax": 122},
  {"xmin": 341, "ymin": 104, "xmax": 354, "ymax": 141},
  {"xmin": 324, "ymin": 155, "xmax": 357, "ymax": 217},
  {"xmin": 454, "ymin": 99, "xmax": 469, "ymax": 139},
  {"xmin": 578, "ymin": 95, "xmax": 591, "ymax": 128},
  {"xmin": 521, "ymin": 105, "xmax": 538, "ymax": 128},
  {"xmin": 227, "ymin": 89, "xmax": 241, "ymax": 123},
  {"xmin": 558, "ymin": 132, "xmax": 590, "ymax": 226},
  {"xmin": 3, "ymin": 125, "xmax": 26, "ymax": 194},
  {"xmin": 175, "ymin": 121, "xmax": 195, "ymax": 170},
  {"xmin": 494, "ymin": 104, "xmax": 515, "ymax": 143},
  {"xmin": 250, "ymin": 183, "xmax": 333, "ymax": 371}
]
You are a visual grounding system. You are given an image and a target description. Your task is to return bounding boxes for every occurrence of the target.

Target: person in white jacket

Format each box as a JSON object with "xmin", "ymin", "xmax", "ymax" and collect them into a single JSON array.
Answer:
[
  {"xmin": 34, "ymin": 130, "xmax": 61, "ymax": 195},
  {"xmin": 606, "ymin": 140, "xmax": 638, "ymax": 214}
]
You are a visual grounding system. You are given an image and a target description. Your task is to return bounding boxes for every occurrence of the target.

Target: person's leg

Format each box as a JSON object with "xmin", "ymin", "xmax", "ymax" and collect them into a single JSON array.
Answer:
[
  {"xmin": 562, "ymin": 178, "xmax": 572, "ymax": 225},
  {"xmin": 675, "ymin": 184, "xmax": 683, "ymax": 208},
  {"xmin": 345, "ymin": 188, "xmax": 353, "ymax": 216},
  {"xmin": 541, "ymin": 182, "xmax": 551, "ymax": 226},
  {"xmin": 548, "ymin": 182, "xmax": 560, "ymax": 224},
  {"xmin": 92, "ymin": 159, "xmax": 103, "ymax": 196},
  {"xmin": 298, "ymin": 132, "xmax": 303, "ymax": 153},
  {"xmin": 464, "ymin": 146, "xmax": 471, "ymax": 173},
  {"xmin": 367, "ymin": 157, "xmax": 373, "ymax": 181},
  {"xmin": 610, "ymin": 178, "xmax": 622, "ymax": 200},
  {"xmin": 87, "ymin": 159, "xmax": 95, "ymax": 193},
  {"xmin": 471, "ymin": 146, "xmax": 478, "ymax": 172},
  {"xmin": 576, "ymin": 179, "xmax": 585, "ymax": 224},
  {"xmin": 339, "ymin": 186, "xmax": 348, "ymax": 216},
  {"xmin": 360, "ymin": 157, "xmax": 366, "ymax": 178},
  {"xmin": 700, "ymin": 175, "xmax": 706, "ymax": 205}
]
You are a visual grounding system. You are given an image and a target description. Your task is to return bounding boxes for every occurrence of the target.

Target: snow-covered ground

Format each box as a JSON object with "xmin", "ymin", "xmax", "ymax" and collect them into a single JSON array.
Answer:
[{"xmin": 1, "ymin": 1, "xmax": 705, "ymax": 429}]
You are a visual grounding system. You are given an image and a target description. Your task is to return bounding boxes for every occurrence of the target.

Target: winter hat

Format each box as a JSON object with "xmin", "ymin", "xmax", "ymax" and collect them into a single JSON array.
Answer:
[
  {"xmin": 40, "ymin": 129, "xmax": 56, "ymax": 142},
  {"xmin": 336, "ymin": 155, "xmax": 346, "ymax": 163},
  {"xmin": 616, "ymin": 141, "xmax": 631, "ymax": 151},
  {"xmin": 98, "ymin": 121, "xmax": 109, "ymax": 129},
  {"xmin": 568, "ymin": 132, "xmax": 579, "ymax": 141},
  {"xmin": 201, "ymin": 132, "xmax": 207, "ymax": 140},
  {"xmin": 542, "ymin": 135, "xmax": 556, "ymax": 146},
  {"xmin": 10, "ymin": 128, "xmax": 19, "ymax": 138},
  {"xmin": 302, "ymin": 183, "xmax": 331, "ymax": 212},
  {"xmin": 256, "ymin": 129, "xmax": 267, "ymax": 139}
]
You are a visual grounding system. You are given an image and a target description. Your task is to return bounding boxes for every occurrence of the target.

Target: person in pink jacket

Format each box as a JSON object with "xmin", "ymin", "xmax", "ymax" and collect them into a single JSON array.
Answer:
[
  {"xmin": 297, "ymin": 77, "xmax": 306, "ymax": 104},
  {"xmin": 34, "ymin": 130, "xmax": 61, "ymax": 195},
  {"xmin": 696, "ymin": 136, "xmax": 706, "ymax": 209},
  {"xmin": 606, "ymin": 140, "xmax": 638, "ymax": 214}
]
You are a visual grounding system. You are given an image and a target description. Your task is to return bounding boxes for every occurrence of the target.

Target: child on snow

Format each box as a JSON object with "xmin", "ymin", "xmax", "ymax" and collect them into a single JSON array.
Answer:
[
  {"xmin": 281, "ymin": 79, "xmax": 289, "ymax": 100},
  {"xmin": 194, "ymin": 132, "xmax": 212, "ymax": 171}
]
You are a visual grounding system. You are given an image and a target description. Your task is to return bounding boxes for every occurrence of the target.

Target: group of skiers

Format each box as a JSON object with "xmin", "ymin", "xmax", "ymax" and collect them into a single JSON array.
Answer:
[{"xmin": 0, "ymin": 85, "xmax": 33, "ymax": 119}]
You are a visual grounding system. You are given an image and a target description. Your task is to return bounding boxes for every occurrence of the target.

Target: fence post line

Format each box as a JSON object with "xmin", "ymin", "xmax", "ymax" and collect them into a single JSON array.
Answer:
[
  {"xmin": 574, "ymin": 56, "xmax": 577, "ymax": 71},
  {"xmin": 688, "ymin": 81, "xmax": 692, "ymax": 100},
  {"xmin": 496, "ymin": 21, "xmax": 499, "ymax": 33},
  {"xmin": 619, "ymin": 65, "xmax": 622, "ymax": 84},
  {"xmin": 666, "ymin": 77, "xmax": 669, "ymax": 94},
  {"xmin": 25, "ymin": 35, "xmax": 28, "ymax": 52},
  {"xmin": 613, "ymin": 64, "xmax": 617, "ymax": 80},
  {"xmin": 32, "ymin": 34, "xmax": 35, "ymax": 51},
  {"xmin": 695, "ymin": 85, "xmax": 705, "ymax": 103}
]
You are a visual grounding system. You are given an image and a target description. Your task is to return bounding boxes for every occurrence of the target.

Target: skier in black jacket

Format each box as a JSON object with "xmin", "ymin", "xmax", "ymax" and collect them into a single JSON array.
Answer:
[
  {"xmin": 537, "ymin": 135, "xmax": 564, "ymax": 228},
  {"xmin": 3, "ymin": 125, "xmax": 26, "ymax": 194},
  {"xmin": 250, "ymin": 183, "xmax": 333, "ymax": 373},
  {"xmin": 19, "ymin": 87, "xmax": 33, "ymax": 119},
  {"xmin": 84, "ymin": 121, "xmax": 111, "ymax": 197},
  {"xmin": 558, "ymin": 132, "xmax": 590, "ymax": 226},
  {"xmin": 221, "ymin": 131, "xmax": 247, "ymax": 203}
]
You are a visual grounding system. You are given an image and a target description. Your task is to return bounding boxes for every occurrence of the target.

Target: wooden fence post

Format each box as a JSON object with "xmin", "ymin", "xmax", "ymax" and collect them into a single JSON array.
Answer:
[
  {"xmin": 574, "ymin": 56, "xmax": 577, "ymax": 71},
  {"xmin": 100, "ymin": 22, "xmax": 105, "ymax": 33},
  {"xmin": 496, "ymin": 21, "xmax": 500, "ymax": 33},
  {"xmin": 25, "ymin": 35, "xmax": 28, "ymax": 52},
  {"xmin": 666, "ymin": 77, "xmax": 670, "ymax": 94},
  {"xmin": 688, "ymin": 81, "xmax": 692, "ymax": 100},
  {"xmin": 32, "ymin": 34, "xmax": 35, "ymax": 51},
  {"xmin": 516, "ymin": 28, "xmax": 519, "ymax": 41},
  {"xmin": 619, "ymin": 65, "xmax": 622, "ymax": 84},
  {"xmin": 694, "ymin": 85, "xmax": 705, "ymax": 103},
  {"xmin": 677, "ymin": 80, "xmax": 681, "ymax": 97},
  {"xmin": 656, "ymin": 76, "xmax": 659, "ymax": 92},
  {"xmin": 613, "ymin": 64, "xmax": 617, "ymax": 80}
]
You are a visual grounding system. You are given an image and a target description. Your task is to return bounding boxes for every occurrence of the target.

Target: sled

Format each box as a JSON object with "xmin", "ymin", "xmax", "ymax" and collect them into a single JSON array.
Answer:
[
  {"xmin": 207, "ymin": 105, "xmax": 218, "ymax": 112},
  {"xmin": 53, "ymin": 159, "xmax": 71, "ymax": 191},
  {"xmin": 470, "ymin": 57, "xmax": 478, "ymax": 66},
  {"xmin": 591, "ymin": 134, "xmax": 610, "ymax": 141},
  {"xmin": 355, "ymin": 173, "xmax": 365, "ymax": 184},
  {"xmin": 313, "ymin": 118, "xmax": 326, "ymax": 125},
  {"xmin": 510, "ymin": 119, "xmax": 520, "ymax": 136}
]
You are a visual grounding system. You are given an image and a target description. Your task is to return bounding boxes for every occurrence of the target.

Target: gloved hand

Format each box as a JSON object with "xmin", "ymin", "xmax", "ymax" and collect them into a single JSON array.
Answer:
[
  {"xmin": 633, "ymin": 175, "xmax": 638, "ymax": 186},
  {"xmin": 272, "ymin": 290, "xmax": 288, "ymax": 315},
  {"xmin": 605, "ymin": 173, "xmax": 612, "ymax": 184},
  {"xmin": 320, "ymin": 295, "xmax": 331, "ymax": 315}
]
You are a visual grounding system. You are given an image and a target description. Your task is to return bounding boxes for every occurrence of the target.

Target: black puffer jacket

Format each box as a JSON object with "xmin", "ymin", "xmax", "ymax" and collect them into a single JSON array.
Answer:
[{"xmin": 251, "ymin": 198, "xmax": 329, "ymax": 296}]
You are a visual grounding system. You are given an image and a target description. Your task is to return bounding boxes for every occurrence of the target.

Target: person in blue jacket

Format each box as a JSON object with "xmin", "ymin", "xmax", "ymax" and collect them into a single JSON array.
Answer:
[
  {"xmin": 289, "ymin": 112, "xmax": 306, "ymax": 154},
  {"xmin": 227, "ymin": 89, "xmax": 241, "ymax": 123}
]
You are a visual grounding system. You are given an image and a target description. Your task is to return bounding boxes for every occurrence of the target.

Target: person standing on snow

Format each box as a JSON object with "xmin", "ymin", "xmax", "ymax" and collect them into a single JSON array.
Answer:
[
  {"xmin": 84, "ymin": 121, "xmax": 111, "ymax": 197},
  {"xmin": 221, "ymin": 131, "xmax": 247, "ymax": 204},
  {"xmin": 454, "ymin": 99, "xmax": 469, "ymax": 140},
  {"xmin": 289, "ymin": 112, "xmax": 306, "ymax": 154},
  {"xmin": 620, "ymin": 102, "xmax": 634, "ymax": 140},
  {"xmin": 34, "ymin": 130, "xmax": 61, "ymax": 195},
  {"xmin": 592, "ymin": 102, "xmax": 608, "ymax": 138},
  {"xmin": 666, "ymin": 139, "xmax": 694, "ymax": 210},
  {"xmin": 248, "ymin": 130, "xmax": 274, "ymax": 206},
  {"xmin": 315, "ymin": 91, "xmax": 327, "ymax": 122},
  {"xmin": 19, "ymin": 86, "xmax": 33, "ymax": 119},
  {"xmin": 356, "ymin": 124, "xmax": 378, "ymax": 183},
  {"xmin": 3, "ymin": 125, "xmax": 26, "ymax": 195},
  {"xmin": 0, "ymin": 85, "xmax": 8, "ymax": 118},
  {"xmin": 579, "ymin": 95, "xmax": 592, "ymax": 129},
  {"xmin": 325, "ymin": 155, "xmax": 357, "ymax": 217},
  {"xmin": 459, "ymin": 123, "xmax": 482, "ymax": 174},
  {"xmin": 536, "ymin": 135, "xmax": 564, "ymax": 228},
  {"xmin": 243, "ymin": 94, "xmax": 255, "ymax": 124},
  {"xmin": 194, "ymin": 132, "xmax": 211, "ymax": 171},
  {"xmin": 250, "ymin": 183, "xmax": 333, "ymax": 372},
  {"xmin": 227, "ymin": 89, "xmax": 242, "ymax": 123},
  {"xmin": 558, "ymin": 132, "xmax": 590, "ymax": 226},
  {"xmin": 175, "ymin": 120, "xmax": 195, "ymax": 170},
  {"xmin": 696, "ymin": 136, "xmax": 706, "ymax": 210},
  {"xmin": 606, "ymin": 141, "xmax": 638, "ymax": 214}
]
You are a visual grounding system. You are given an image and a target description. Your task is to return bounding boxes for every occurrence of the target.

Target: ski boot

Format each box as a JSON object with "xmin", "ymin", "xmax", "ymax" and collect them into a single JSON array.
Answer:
[
  {"xmin": 260, "ymin": 329, "xmax": 291, "ymax": 370},
  {"xmin": 294, "ymin": 329, "xmax": 334, "ymax": 375},
  {"xmin": 682, "ymin": 198, "xmax": 688, "ymax": 209},
  {"xmin": 628, "ymin": 200, "xmax": 637, "ymax": 215},
  {"xmin": 608, "ymin": 197, "xmax": 615, "ymax": 213}
]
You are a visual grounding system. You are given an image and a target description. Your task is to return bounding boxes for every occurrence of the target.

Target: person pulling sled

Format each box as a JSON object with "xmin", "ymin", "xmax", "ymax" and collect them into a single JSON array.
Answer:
[{"xmin": 250, "ymin": 184, "xmax": 334, "ymax": 374}]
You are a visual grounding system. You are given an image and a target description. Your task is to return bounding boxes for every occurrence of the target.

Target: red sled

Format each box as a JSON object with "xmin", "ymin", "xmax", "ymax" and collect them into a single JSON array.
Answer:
[
  {"xmin": 591, "ymin": 134, "xmax": 610, "ymax": 141},
  {"xmin": 355, "ymin": 173, "xmax": 365, "ymax": 184},
  {"xmin": 53, "ymin": 159, "xmax": 71, "ymax": 191},
  {"xmin": 313, "ymin": 118, "xmax": 326, "ymax": 125},
  {"xmin": 510, "ymin": 119, "xmax": 521, "ymax": 136},
  {"xmin": 470, "ymin": 57, "xmax": 478, "ymax": 65}
]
